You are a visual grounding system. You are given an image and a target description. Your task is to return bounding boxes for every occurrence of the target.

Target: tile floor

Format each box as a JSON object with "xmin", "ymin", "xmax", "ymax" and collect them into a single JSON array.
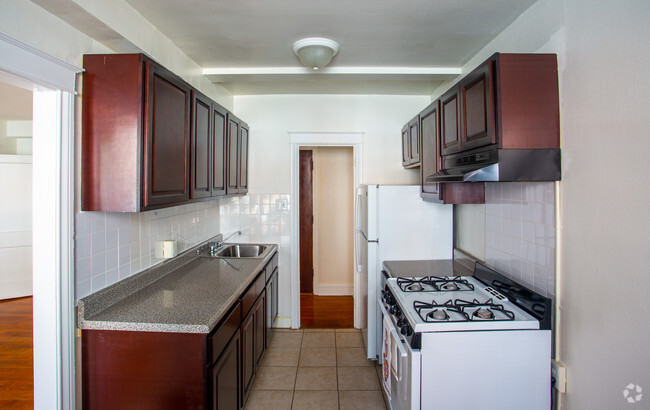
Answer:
[{"xmin": 244, "ymin": 328, "xmax": 388, "ymax": 410}]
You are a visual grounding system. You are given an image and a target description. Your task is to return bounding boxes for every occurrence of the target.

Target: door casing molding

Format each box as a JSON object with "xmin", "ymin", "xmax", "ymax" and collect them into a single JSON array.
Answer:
[{"xmin": 289, "ymin": 132, "xmax": 363, "ymax": 329}]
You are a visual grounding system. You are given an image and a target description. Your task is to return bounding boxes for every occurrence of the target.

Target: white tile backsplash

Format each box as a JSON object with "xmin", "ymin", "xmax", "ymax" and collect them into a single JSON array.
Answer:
[
  {"xmin": 75, "ymin": 200, "xmax": 221, "ymax": 300},
  {"xmin": 485, "ymin": 182, "xmax": 556, "ymax": 297}
]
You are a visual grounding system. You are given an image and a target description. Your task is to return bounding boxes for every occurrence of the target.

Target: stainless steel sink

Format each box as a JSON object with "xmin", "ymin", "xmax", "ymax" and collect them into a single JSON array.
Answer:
[{"xmin": 214, "ymin": 244, "xmax": 267, "ymax": 258}]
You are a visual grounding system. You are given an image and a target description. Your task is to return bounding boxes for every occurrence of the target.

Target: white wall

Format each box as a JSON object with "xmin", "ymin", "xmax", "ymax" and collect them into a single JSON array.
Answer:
[
  {"xmin": 234, "ymin": 94, "xmax": 430, "ymax": 193},
  {"xmin": 231, "ymin": 94, "xmax": 430, "ymax": 321},
  {"xmin": 452, "ymin": 0, "xmax": 650, "ymax": 408}
]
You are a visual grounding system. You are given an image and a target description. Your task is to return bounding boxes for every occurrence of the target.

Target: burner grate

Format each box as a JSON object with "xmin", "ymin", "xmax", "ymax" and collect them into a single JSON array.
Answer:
[{"xmin": 397, "ymin": 276, "xmax": 475, "ymax": 293}]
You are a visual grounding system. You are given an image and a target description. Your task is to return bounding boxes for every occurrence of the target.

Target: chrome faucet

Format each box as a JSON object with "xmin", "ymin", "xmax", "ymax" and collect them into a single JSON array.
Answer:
[{"xmin": 217, "ymin": 230, "xmax": 242, "ymax": 247}]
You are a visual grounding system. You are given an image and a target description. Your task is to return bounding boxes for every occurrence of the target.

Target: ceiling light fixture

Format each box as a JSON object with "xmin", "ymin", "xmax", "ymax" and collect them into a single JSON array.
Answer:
[{"xmin": 292, "ymin": 37, "xmax": 339, "ymax": 70}]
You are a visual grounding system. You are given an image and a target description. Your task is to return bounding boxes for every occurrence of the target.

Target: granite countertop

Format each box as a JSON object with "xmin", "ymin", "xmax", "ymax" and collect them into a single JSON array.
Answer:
[
  {"xmin": 383, "ymin": 259, "xmax": 474, "ymax": 278},
  {"xmin": 77, "ymin": 239, "xmax": 277, "ymax": 334}
]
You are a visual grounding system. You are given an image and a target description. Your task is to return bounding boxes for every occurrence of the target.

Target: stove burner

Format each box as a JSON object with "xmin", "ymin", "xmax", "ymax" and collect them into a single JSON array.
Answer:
[
  {"xmin": 428, "ymin": 309, "xmax": 449, "ymax": 321},
  {"xmin": 397, "ymin": 276, "xmax": 475, "ymax": 293},
  {"xmin": 440, "ymin": 282, "xmax": 459, "ymax": 291},
  {"xmin": 473, "ymin": 308, "xmax": 494, "ymax": 319},
  {"xmin": 407, "ymin": 283, "xmax": 424, "ymax": 292}
]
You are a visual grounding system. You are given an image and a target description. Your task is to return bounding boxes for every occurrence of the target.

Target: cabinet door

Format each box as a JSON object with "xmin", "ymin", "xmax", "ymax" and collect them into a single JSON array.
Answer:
[
  {"xmin": 253, "ymin": 293, "xmax": 265, "ymax": 367},
  {"xmin": 143, "ymin": 61, "xmax": 191, "ymax": 209},
  {"xmin": 419, "ymin": 101, "xmax": 442, "ymax": 202},
  {"xmin": 191, "ymin": 91, "xmax": 212, "ymax": 199},
  {"xmin": 408, "ymin": 117, "xmax": 420, "ymax": 166},
  {"xmin": 401, "ymin": 124, "xmax": 410, "ymax": 167},
  {"xmin": 239, "ymin": 121, "xmax": 249, "ymax": 195},
  {"xmin": 226, "ymin": 115, "xmax": 240, "ymax": 195},
  {"xmin": 265, "ymin": 276, "xmax": 273, "ymax": 347},
  {"xmin": 272, "ymin": 270, "xmax": 278, "ymax": 327},
  {"xmin": 241, "ymin": 310, "xmax": 254, "ymax": 405},
  {"xmin": 212, "ymin": 104, "xmax": 228, "ymax": 197},
  {"xmin": 460, "ymin": 61, "xmax": 495, "ymax": 151},
  {"xmin": 210, "ymin": 331, "xmax": 240, "ymax": 410},
  {"xmin": 440, "ymin": 85, "xmax": 461, "ymax": 156}
]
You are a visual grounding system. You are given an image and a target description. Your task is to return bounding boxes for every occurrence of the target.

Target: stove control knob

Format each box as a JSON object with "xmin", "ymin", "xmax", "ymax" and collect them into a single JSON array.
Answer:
[
  {"xmin": 400, "ymin": 322, "xmax": 412, "ymax": 336},
  {"xmin": 396, "ymin": 318, "xmax": 404, "ymax": 328},
  {"xmin": 395, "ymin": 306, "xmax": 402, "ymax": 317},
  {"xmin": 389, "ymin": 305, "xmax": 396, "ymax": 315}
]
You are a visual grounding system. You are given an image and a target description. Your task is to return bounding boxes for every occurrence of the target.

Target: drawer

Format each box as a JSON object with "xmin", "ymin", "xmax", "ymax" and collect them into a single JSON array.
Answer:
[
  {"xmin": 265, "ymin": 252, "xmax": 278, "ymax": 283},
  {"xmin": 208, "ymin": 301, "xmax": 241, "ymax": 365},
  {"xmin": 242, "ymin": 271, "xmax": 266, "ymax": 317}
]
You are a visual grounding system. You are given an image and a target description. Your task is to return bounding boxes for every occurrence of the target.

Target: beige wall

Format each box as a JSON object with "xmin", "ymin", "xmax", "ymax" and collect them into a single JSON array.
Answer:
[
  {"xmin": 312, "ymin": 147, "xmax": 354, "ymax": 295},
  {"xmin": 452, "ymin": 0, "xmax": 650, "ymax": 408}
]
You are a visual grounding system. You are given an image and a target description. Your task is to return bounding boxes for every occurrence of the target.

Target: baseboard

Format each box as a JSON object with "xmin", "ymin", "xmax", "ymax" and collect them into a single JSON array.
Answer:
[
  {"xmin": 274, "ymin": 317, "xmax": 292, "ymax": 328},
  {"xmin": 314, "ymin": 284, "xmax": 354, "ymax": 296}
]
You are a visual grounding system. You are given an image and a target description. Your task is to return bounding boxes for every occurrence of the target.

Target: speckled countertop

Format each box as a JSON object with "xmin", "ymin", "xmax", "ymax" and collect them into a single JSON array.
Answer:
[
  {"xmin": 383, "ymin": 259, "xmax": 474, "ymax": 278},
  {"xmin": 77, "ymin": 238, "xmax": 277, "ymax": 334}
]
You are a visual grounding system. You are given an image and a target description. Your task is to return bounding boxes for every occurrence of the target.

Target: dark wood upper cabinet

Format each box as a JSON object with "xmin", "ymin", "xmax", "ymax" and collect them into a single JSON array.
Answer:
[
  {"xmin": 82, "ymin": 53, "xmax": 249, "ymax": 212},
  {"xmin": 440, "ymin": 85, "xmax": 461, "ymax": 156},
  {"xmin": 226, "ymin": 115, "xmax": 240, "ymax": 195},
  {"xmin": 401, "ymin": 124, "xmax": 410, "ymax": 166},
  {"xmin": 83, "ymin": 54, "xmax": 190, "ymax": 212},
  {"xmin": 191, "ymin": 90, "xmax": 213, "ymax": 200},
  {"xmin": 212, "ymin": 104, "xmax": 228, "ymax": 197},
  {"xmin": 239, "ymin": 121, "xmax": 249, "ymax": 195},
  {"xmin": 143, "ymin": 62, "xmax": 192, "ymax": 209},
  {"xmin": 419, "ymin": 101, "xmax": 442, "ymax": 202},
  {"xmin": 457, "ymin": 53, "xmax": 560, "ymax": 152},
  {"xmin": 401, "ymin": 116, "xmax": 421, "ymax": 168},
  {"xmin": 226, "ymin": 114, "xmax": 249, "ymax": 196},
  {"xmin": 459, "ymin": 62, "xmax": 495, "ymax": 151}
]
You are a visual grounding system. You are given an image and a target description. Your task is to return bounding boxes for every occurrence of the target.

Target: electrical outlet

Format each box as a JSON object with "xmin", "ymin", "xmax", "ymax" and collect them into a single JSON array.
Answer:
[
  {"xmin": 277, "ymin": 198, "xmax": 289, "ymax": 211},
  {"xmin": 551, "ymin": 360, "xmax": 567, "ymax": 393}
]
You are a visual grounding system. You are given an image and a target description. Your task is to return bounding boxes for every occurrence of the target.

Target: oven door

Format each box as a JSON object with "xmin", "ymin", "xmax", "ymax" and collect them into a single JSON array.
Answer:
[{"xmin": 378, "ymin": 300, "xmax": 421, "ymax": 410}]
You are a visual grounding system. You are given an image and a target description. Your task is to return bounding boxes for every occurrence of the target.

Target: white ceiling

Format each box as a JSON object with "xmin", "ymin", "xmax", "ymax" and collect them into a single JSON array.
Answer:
[{"xmin": 118, "ymin": 0, "xmax": 536, "ymax": 94}]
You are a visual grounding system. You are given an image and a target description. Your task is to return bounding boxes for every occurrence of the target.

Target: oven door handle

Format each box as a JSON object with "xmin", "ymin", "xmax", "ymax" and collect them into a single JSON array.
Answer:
[
  {"xmin": 390, "ymin": 326, "xmax": 408, "ymax": 382},
  {"xmin": 379, "ymin": 300, "xmax": 408, "ymax": 382}
]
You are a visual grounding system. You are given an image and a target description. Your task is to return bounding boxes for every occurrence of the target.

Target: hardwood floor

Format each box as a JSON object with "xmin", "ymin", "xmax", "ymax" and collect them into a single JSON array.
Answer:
[
  {"xmin": 300, "ymin": 294, "xmax": 354, "ymax": 328},
  {"xmin": 0, "ymin": 296, "xmax": 33, "ymax": 409}
]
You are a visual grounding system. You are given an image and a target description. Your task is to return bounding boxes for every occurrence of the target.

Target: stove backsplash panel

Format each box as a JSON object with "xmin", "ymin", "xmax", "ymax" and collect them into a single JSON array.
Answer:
[{"xmin": 484, "ymin": 182, "xmax": 556, "ymax": 298}]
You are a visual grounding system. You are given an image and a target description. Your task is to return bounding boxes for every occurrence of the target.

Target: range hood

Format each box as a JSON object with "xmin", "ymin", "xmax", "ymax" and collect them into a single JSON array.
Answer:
[{"xmin": 426, "ymin": 145, "xmax": 561, "ymax": 183}]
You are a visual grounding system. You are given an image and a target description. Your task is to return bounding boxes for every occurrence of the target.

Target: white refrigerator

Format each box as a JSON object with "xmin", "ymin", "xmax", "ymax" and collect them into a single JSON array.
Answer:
[{"xmin": 355, "ymin": 185, "xmax": 452, "ymax": 359}]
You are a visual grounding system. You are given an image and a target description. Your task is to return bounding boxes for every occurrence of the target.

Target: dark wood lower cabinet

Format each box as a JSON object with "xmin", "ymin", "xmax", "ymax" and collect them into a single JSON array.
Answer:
[
  {"xmin": 241, "ymin": 292, "xmax": 266, "ymax": 407},
  {"xmin": 82, "ymin": 330, "xmax": 207, "ymax": 410},
  {"xmin": 210, "ymin": 331, "xmax": 241, "ymax": 410},
  {"xmin": 82, "ymin": 252, "xmax": 278, "ymax": 410}
]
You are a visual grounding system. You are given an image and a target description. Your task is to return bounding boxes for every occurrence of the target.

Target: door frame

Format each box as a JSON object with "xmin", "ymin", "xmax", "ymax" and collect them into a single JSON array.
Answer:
[
  {"xmin": 0, "ymin": 32, "xmax": 81, "ymax": 409},
  {"xmin": 289, "ymin": 132, "xmax": 363, "ymax": 329}
]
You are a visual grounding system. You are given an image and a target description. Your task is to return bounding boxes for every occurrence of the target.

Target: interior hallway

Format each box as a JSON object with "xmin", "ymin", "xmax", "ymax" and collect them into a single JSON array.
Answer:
[
  {"xmin": 0, "ymin": 296, "xmax": 33, "ymax": 409},
  {"xmin": 300, "ymin": 295, "xmax": 354, "ymax": 328}
]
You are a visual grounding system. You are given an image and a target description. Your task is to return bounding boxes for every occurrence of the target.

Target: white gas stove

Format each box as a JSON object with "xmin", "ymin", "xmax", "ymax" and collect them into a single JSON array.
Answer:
[{"xmin": 379, "ymin": 263, "xmax": 552, "ymax": 410}]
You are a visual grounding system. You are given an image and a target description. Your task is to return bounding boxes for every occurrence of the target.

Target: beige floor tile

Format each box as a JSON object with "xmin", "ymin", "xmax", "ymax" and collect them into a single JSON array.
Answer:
[
  {"xmin": 274, "ymin": 328, "xmax": 304, "ymax": 332},
  {"xmin": 339, "ymin": 390, "xmax": 387, "ymax": 410},
  {"xmin": 336, "ymin": 347, "xmax": 374, "ymax": 367},
  {"xmin": 245, "ymin": 390, "xmax": 293, "ymax": 410},
  {"xmin": 262, "ymin": 347, "xmax": 301, "ymax": 367},
  {"xmin": 302, "ymin": 332, "xmax": 336, "ymax": 348},
  {"xmin": 270, "ymin": 331, "xmax": 304, "ymax": 348},
  {"xmin": 291, "ymin": 390, "xmax": 339, "ymax": 410},
  {"xmin": 294, "ymin": 367, "xmax": 338, "ymax": 391},
  {"xmin": 252, "ymin": 366, "xmax": 297, "ymax": 391},
  {"xmin": 299, "ymin": 348, "xmax": 336, "ymax": 367},
  {"xmin": 337, "ymin": 367, "xmax": 380, "ymax": 391},
  {"xmin": 336, "ymin": 332, "xmax": 364, "ymax": 348},
  {"xmin": 302, "ymin": 328, "xmax": 336, "ymax": 333},
  {"xmin": 335, "ymin": 328, "xmax": 360, "ymax": 333}
]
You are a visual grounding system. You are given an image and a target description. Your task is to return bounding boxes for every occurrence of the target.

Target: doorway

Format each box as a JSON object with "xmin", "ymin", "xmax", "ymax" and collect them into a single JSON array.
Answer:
[{"xmin": 299, "ymin": 146, "xmax": 355, "ymax": 328}]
